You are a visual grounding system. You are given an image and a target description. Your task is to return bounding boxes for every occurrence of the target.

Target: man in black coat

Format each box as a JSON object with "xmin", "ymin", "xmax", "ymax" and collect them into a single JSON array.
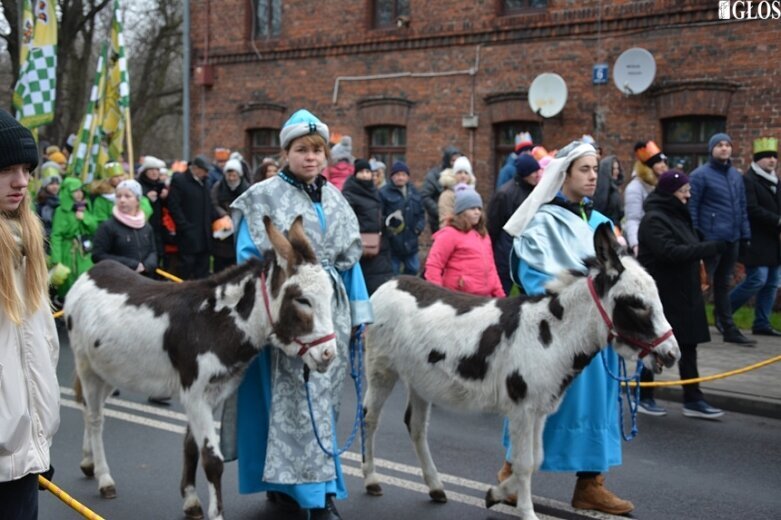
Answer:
[
  {"xmin": 729, "ymin": 137, "xmax": 781, "ymax": 336},
  {"xmin": 486, "ymin": 154, "xmax": 541, "ymax": 294},
  {"xmin": 167, "ymin": 155, "xmax": 213, "ymax": 279}
]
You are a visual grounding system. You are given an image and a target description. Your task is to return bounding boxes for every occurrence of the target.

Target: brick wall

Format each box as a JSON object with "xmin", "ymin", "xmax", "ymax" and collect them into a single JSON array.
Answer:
[{"xmin": 189, "ymin": 0, "xmax": 781, "ymax": 203}]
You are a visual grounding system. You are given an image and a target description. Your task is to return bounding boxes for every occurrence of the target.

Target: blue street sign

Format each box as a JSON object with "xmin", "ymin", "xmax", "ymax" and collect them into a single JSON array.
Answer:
[{"xmin": 593, "ymin": 63, "xmax": 608, "ymax": 85}]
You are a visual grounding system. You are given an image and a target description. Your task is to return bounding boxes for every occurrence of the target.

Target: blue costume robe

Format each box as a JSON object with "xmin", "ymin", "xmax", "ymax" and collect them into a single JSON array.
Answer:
[
  {"xmin": 228, "ymin": 175, "xmax": 373, "ymax": 508},
  {"xmin": 503, "ymin": 199, "xmax": 621, "ymax": 472}
]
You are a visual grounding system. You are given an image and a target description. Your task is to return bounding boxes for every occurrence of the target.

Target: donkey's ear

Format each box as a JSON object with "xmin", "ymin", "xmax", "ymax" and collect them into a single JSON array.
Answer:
[
  {"xmin": 287, "ymin": 216, "xmax": 317, "ymax": 265},
  {"xmin": 264, "ymin": 216, "xmax": 294, "ymax": 272},
  {"xmin": 593, "ymin": 223, "xmax": 624, "ymax": 275}
]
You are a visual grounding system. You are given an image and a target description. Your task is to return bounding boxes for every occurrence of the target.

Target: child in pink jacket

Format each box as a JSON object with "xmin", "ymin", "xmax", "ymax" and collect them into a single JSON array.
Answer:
[{"xmin": 425, "ymin": 186, "xmax": 505, "ymax": 297}]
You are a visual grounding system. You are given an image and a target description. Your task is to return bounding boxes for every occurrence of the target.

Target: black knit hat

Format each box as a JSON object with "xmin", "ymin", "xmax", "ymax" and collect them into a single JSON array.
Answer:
[
  {"xmin": 0, "ymin": 109, "xmax": 39, "ymax": 171},
  {"xmin": 353, "ymin": 159, "xmax": 372, "ymax": 174}
]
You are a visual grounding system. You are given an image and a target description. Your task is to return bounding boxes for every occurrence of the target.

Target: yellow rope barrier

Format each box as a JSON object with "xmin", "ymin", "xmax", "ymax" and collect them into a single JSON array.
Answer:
[
  {"xmin": 627, "ymin": 354, "xmax": 781, "ymax": 387},
  {"xmin": 155, "ymin": 267, "xmax": 183, "ymax": 283},
  {"xmin": 52, "ymin": 309, "xmax": 64, "ymax": 319},
  {"xmin": 38, "ymin": 476, "xmax": 106, "ymax": 520}
]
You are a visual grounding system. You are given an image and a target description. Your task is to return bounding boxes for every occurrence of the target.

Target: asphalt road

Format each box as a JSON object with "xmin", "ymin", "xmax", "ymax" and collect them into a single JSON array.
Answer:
[{"xmin": 42, "ymin": 324, "xmax": 781, "ymax": 519}]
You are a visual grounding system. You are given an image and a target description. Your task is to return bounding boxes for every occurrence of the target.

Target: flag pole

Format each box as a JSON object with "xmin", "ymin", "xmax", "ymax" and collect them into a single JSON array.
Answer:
[{"xmin": 125, "ymin": 106, "xmax": 134, "ymax": 178}]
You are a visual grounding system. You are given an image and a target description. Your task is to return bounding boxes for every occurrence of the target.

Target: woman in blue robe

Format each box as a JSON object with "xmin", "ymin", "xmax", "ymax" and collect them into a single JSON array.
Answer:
[
  {"xmin": 499, "ymin": 141, "xmax": 633, "ymax": 515},
  {"xmin": 228, "ymin": 109, "xmax": 372, "ymax": 519}
]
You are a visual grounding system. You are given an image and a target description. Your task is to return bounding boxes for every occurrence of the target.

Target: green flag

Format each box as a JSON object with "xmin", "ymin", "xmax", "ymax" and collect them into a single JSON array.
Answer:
[{"xmin": 13, "ymin": 0, "xmax": 57, "ymax": 129}]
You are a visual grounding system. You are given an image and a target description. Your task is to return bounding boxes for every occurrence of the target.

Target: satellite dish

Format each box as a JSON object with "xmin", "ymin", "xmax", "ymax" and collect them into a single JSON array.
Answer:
[
  {"xmin": 528, "ymin": 73, "xmax": 568, "ymax": 118},
  {"xmin": 613, "ymin": 48, "xmax": 656, "ymax": 95}
]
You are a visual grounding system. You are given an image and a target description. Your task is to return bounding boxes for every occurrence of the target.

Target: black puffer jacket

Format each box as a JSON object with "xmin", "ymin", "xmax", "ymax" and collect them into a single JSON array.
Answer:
[
  {"xmin": 341, "ymin": 175, "xmax": 394, "ymax": 295},
  {"xmin": 137, "ymin": 172, "xmax": 167, "ymax": 255},
  {"xmin": 487, "ymin": 176, "xmax": 534, "ymax": 294},
  {"xmin": 92, "ymin": 217, "xmax": 158, "ymax": 276},
  {"xmin": 638, "ymin": 191, "xmax": 723, "ymax": 344}
]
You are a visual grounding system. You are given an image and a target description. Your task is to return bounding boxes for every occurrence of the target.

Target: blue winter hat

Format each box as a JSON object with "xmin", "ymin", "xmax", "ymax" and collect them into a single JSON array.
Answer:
[
  {"xmin": 279, "ymin": 109, "xmax": 330, "ymax": 150},
  {"xmin": 390, "ymin": 161, "xmax": 410, "ymax": 176},
  {"xmin": 514, "ymin": 154, "xmax": 541, "ymax": 178},
  {"xmin": 454, "ymin": 186, "xmax": 483, "ymax": 214},
  {"xmin": 708, "ymin": 133, "xmax": 732, "ymax": 154}
]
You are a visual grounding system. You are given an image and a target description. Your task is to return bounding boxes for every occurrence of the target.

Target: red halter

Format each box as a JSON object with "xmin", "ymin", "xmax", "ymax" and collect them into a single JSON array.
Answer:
[
  {"xmin": 586, "ymin": 276, "xmax": 673, "ymax": 358},
  {"xmin": 260, "ymin": 270, "xmax": 337, "ymax": 357}
]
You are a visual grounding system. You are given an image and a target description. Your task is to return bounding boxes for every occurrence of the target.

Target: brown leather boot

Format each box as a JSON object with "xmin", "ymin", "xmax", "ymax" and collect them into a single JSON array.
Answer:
[
  {"xmin": 571, "ymin": 475, "xmax": 634, "ymax": 515},
  {"xmin": 496, "ymin": 461, "xmax": 517, "ymax": 506}
]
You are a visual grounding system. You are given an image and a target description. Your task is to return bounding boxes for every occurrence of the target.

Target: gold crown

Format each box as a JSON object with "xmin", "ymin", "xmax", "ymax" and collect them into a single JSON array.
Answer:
[{"xmin": 753, "ymin": 137, "xmax": 778, "ymax": 155}]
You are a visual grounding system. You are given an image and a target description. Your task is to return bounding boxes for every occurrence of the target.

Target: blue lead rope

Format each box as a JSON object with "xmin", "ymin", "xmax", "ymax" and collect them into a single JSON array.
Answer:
[
  {"xmin": 600, "ymin": 349, "xmax": 643, "ymax": 441},
  {"xmin": 304, "ymin": 324, "xmax": 366, "ymax": 458}
]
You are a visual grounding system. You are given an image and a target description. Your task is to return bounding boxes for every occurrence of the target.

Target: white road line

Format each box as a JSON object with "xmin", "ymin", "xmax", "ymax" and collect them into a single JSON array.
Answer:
[
  {"xmin": 339, "ymin": 465, "xmax": 558, "ymax": 519},
  {"xmin": 60, "ymin": 386, "xmax": 192, "ymax": 424},
  {"xmin": 61, "ymin": 398, "xmax": 186, "ymax": 435},
  {"xmin": 60, "ymin": 393, "xmax": 613, "ymax": 519}
]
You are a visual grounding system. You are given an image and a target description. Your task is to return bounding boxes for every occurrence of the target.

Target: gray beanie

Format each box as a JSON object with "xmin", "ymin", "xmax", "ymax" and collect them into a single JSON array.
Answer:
[
  {"xmin": 454, "ymin": 185, "xmax": 483, "ymax": 214},
  {"xmin": 116, "ymin": 179, "xmax": 143, "ymax": 200},
  {"xmin": 708, "ymin": 133, "xmax": 732, "ymax": 154},
  {"xmin": 0, "ymin": 109, "xmax": 39, "ymax": 170}
]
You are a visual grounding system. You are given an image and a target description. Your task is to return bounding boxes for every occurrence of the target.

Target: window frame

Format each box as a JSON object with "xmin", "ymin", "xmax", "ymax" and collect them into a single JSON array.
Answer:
[
  {"xmin": 252, "ymin": 0, "xmax": 282, "ymax": 40},
  {"xmin": 371, "ymin": 0, "xmax": 411, "ymax": 29},
  {"xmin": 662, "ymin": 116, "xmax": 726, "ymax": 172},
  {"xmin": 367, "ymin": 125, "xmax": 407, "ymax": 170},
  {"xmin": 493, "ymin": 121, "xmax": 543, "ymax": 185},
  {"xmin": 248, "ymin": 128, "xmax": 281, "ymax": 172},
  {"xmin": 499, "ymin": 0, "xmax": 548, "ymax": 16}
]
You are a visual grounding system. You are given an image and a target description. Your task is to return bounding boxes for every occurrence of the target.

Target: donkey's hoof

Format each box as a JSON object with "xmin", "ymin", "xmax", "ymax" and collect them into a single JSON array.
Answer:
[
  {"xmin": 365, "ymin": 483, "xmax": 383, "ymax": 496},
  {"xmin": 80, "ymin": 463, "xmax": 94, "ymax": 478},
  {"xmin": 100, "ymin": 485, "xmax": 117, "ymax": 499},
  {"xmin": 429, "ymin": 489, "xmax": 447, "ymax": 503},
  {"xmin": 184, "ymin": 504, "xmax": 204, "ymax": 519},
  {"xmin": 485, "ymin": 488, "xmax": 501, "ymax": 509}
]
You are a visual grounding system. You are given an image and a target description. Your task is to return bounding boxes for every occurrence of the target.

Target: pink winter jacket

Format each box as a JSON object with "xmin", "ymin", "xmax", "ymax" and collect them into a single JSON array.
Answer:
[
  {"xmin": 425, "ymin": 226, "xmax": 505, "ymax": 297},
  {"xmin": 323, "ymin": 161, "xmax": 354, "ymax": 191}
]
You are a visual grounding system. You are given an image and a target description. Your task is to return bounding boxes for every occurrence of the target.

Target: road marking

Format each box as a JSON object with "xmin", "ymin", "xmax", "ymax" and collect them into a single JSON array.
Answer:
[{"xmin": 60, "ymin": 392, "xmax": 614, "ymax": 519}]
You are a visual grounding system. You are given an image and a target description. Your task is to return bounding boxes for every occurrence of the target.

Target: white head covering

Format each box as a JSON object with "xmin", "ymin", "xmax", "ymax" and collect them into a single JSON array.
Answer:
[
  {"xmin": 503, "ymin": 141, "xmax": 598, "ymax": 237},
  {"xmin": 116, "ymin": 179, "xmax": 143, "ymax": 201},
  {"xmin": 138, "ymin": 155, "xmax": 166, "ymax": 173}
]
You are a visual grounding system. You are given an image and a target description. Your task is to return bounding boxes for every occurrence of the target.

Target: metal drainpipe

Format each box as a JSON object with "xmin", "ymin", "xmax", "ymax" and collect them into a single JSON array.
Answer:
[{"xmin": 182, "ymin": 0, "xmax": 190, "ymax": 160}]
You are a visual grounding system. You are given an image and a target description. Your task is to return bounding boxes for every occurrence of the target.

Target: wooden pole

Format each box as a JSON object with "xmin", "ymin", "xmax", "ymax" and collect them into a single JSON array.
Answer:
[{"xmin": 125, "ymin": 106, "xmax": 134, "ymax": 178}]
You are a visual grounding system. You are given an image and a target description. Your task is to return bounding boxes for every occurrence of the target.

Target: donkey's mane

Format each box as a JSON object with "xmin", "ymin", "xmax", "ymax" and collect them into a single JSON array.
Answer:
[{"xmin": 200, "ymin": 256, "xmax": 267, "ymax": 288}]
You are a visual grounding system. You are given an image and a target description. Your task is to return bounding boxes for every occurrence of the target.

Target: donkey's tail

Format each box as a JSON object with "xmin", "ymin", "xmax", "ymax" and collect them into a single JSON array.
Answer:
[{"xmin": 73, "ymin": 374, "xmax": 84, "ymax": 405}]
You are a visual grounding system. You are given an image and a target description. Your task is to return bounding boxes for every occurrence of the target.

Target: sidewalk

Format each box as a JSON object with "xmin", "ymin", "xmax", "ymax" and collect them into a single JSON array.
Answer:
[{"xmin": 653, "ymin": 327, "xmax": 781, "ymax": 419}]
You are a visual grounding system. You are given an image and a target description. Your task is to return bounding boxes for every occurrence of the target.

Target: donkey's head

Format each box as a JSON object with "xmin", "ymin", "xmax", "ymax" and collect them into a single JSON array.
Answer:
[
  {"xmin": 588, "ymin": 223, "xmax": 680, "ymax": 373},
  {"xmin": 262, "ymin": 216, "xmax": 336, "ymax": 373}
]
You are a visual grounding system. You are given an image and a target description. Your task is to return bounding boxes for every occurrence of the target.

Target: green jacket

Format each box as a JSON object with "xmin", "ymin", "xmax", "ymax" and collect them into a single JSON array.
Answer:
[{"xmin": 50, "ymin": 177, "xmax": 98, "ymax": 297}]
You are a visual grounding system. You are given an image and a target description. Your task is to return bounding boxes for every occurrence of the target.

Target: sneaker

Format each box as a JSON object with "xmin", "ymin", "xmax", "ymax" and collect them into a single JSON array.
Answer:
[
  {"xmin": 683, "ymin": 400, "xmax": 724, "ymax": 420},
  {"xmin": 752, "ymin": 328, "xmax": 781, "ymax": 337},
  {"xmin": 638, "ymin": 398, "xmax": 667, "ymax": 416}
]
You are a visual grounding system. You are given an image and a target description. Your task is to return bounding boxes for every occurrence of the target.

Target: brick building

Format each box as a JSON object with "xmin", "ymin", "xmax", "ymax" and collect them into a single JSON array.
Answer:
[{"xmin": 189, "ymin": 0, "xmax": 781, "ymax": 200}]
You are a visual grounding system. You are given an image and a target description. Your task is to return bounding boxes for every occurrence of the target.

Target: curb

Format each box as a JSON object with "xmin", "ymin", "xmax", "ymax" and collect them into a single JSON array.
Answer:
[{"xmin": 654, "ymin": 386, "xmax": 781, "ymax": 420}]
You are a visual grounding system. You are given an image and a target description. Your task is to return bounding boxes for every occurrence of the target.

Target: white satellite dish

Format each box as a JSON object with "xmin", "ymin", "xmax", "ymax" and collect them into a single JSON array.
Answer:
[
  {"xmin": 613, "ymin": 48, "xmax": 656, "ymax": 95},
  {"xmin": 528, "ymin": 73, "xmax": 568, "ymax": 118}
]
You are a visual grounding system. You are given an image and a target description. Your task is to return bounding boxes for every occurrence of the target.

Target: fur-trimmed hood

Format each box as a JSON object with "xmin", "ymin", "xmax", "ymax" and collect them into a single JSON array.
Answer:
[
  {"xmin": 632, "ymin": 160, "xmax": 657, "ymax": 186},
  {"xmin": 439, "ymin": 168, "xmax": 476, "ymax": 190}
]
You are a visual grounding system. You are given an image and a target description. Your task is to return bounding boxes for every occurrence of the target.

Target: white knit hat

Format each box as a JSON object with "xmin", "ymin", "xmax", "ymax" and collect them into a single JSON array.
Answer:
[
  {"xmin": 224, "ymin": 158, "xmax": 244, "ymax": 176},
  {"xmin": 116, "ymin": 179, "xmax": 143, "ymax": 201},
  {"xmin": 452, "ymin": 156, "xmax": 473, "ymax": 177}
]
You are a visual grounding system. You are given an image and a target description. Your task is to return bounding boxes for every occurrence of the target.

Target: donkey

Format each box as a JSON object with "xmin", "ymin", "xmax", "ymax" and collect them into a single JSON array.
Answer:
[
  {"xmin": 362, "ymin": 223, "xmax": 680, "ymax": 520},
  {"xmin": 64, "ymin": 216, "xmax": 336, "ymax": 520}
]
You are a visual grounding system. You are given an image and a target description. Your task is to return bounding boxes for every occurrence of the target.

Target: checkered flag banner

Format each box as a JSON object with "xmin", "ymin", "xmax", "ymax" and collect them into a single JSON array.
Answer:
[
  {"xmin": 69, "ymin": 45, "xmax": 107, "ymax": 181},
  {"xmin": 100, "ymin": 0, "xmax": 131, "ymax": 160},
  {"xmin": 13, "ymin": 0, "xmax": 57, "ymax": 129}
]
